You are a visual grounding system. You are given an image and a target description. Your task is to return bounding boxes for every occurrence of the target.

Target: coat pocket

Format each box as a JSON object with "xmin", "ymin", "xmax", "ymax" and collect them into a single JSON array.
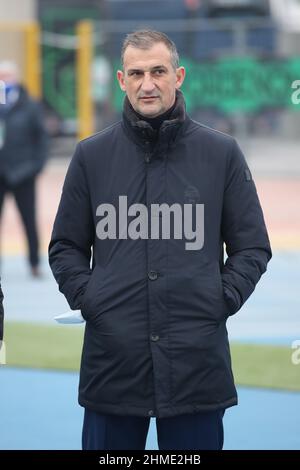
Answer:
[
  {"xmin": 81, "ymin": 265, "xmax": 105, "ymax": 321},
  {"xmin": 215, "ymin": 263, "xmax": 230, "ymax": 322}
]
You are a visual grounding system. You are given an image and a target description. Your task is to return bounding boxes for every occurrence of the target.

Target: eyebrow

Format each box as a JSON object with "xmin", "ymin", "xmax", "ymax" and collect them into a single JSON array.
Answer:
[{"xmin": 127, "ymin": 65, "xmax": 168, "ymax": 74}]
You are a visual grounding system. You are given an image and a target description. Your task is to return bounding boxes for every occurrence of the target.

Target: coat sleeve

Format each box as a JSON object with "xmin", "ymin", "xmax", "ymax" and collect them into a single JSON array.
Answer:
[
  {"xmin": 48, "ymin": 143, "xmax": 94, "ymax": 310},
  {"xmin": 0, "ymin": 282, "xmax": 4, "ymax": 342},
  {"xmin": 221, "ymin": 138, "xmax": 272, "ymax": 315}
]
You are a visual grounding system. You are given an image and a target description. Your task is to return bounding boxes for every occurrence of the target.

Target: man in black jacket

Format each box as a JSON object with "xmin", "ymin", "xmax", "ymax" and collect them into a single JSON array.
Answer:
[
  {"xmin": 0, "ymin": 61, "xmax": 48, "ymax": 277},
  {"xmin": 49, "ymin": 30, "xmax": 272, "ymax": 450}
]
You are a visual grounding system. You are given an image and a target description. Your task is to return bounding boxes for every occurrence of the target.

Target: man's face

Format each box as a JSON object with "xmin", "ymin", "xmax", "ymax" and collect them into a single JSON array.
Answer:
[
  {"xmin": 117, "ymin": 42, "xmax": 185, "ymax": 118},
  {"xmin": 0, "ymin": 69, "xmax": 18, "ymax": 85}
]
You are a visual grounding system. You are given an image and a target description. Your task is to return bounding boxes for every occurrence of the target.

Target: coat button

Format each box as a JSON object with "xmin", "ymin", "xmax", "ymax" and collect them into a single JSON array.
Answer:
[
  {"xmin": 148, "ymin": 409, "xmax": 154, "ymax": 416},
  {"xmin": 151, "ymin": 334, "xmax": 160, "ymax": 342},
  {"xmin": 148, "ymin": 270, "xmax": 158, "ymax": 281}
]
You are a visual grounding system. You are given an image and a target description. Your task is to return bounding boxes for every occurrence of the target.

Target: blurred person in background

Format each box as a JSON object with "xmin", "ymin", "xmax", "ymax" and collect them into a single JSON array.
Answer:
[
  {"xmin": 0, "ymin": 61, "xmax": 48, "ymax": 277},
  {"xmin": 49, "ymin": 30, "xmax": 271, "ymax": 450}
]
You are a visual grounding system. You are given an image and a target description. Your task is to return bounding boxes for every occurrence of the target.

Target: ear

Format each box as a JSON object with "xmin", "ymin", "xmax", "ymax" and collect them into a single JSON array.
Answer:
[
  {"xmin": 175, "ymin": 66, "xmax": 185, "ymax": 89},
  {"xmin": 117, "ymin": 70, "xmax": 126, "ymax": 92}
]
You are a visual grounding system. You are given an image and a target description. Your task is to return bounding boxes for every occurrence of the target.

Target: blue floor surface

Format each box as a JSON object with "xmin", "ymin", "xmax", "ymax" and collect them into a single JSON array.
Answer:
[{"xmin": 0, "ymin": 368, "xmax": 299, "ymax": 450}]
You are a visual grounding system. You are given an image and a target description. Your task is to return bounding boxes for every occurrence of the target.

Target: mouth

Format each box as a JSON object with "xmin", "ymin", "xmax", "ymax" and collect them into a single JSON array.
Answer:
[{"xmin": 139, "ymin": 96, "xmax": 159, "ymax": 101}]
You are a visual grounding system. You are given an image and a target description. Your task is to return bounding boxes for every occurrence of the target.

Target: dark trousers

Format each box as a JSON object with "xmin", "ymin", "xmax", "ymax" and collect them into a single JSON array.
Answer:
[
  {"xmin": 82, "ymin": 408, "xmax": 225, "ymax": 450},
  {"xmin": 0, "ymin": 176, "xmax": 39, "ymax": 267}
]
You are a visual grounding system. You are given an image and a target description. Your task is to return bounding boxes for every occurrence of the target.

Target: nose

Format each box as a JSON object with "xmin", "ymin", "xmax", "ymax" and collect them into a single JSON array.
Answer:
[{"xmin": 141, "ymin": 73, "xmax": 155, "ymax": 94}]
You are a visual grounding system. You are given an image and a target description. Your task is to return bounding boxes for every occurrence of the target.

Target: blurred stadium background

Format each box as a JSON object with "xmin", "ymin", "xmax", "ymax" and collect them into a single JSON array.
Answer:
[{"xmin": 0, "ymin": 0, "xmax": 300, "ymax": 450}]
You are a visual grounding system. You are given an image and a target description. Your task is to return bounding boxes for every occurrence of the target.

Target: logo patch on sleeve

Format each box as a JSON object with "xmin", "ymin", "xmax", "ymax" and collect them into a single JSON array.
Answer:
[{"xmin": 244, "ymin": 168, "xmax": 252, "ymax": 181}]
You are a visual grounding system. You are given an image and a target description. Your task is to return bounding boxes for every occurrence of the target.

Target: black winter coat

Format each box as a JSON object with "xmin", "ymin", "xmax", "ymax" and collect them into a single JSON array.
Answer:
[
  {"xmin": 0, "ymin": 87, "xmax": 48, "ymax": 186},
  {"xmin": 49, "ymin": 91, "xmax": 271, "ymax": 418}
]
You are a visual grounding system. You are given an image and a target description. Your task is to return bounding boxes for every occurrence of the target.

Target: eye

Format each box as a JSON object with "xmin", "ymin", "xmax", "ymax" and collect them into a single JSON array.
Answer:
[
  {"xmin": 129, "ymin": 71, "xmax": 142, "ymax": 77},
  {"xmin": 154, "ymin": 69, "xmax": 165, "ymax": 75}
]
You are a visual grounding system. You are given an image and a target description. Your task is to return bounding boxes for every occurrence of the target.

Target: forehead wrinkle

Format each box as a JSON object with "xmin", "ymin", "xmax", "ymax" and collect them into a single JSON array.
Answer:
[
  {"xmin": 127, "ymin": 64, "xmax": 168, "ymax": 73},
  {"xmin": 123, "ymin": 45, "xmax": 172, "ymax": 71}
]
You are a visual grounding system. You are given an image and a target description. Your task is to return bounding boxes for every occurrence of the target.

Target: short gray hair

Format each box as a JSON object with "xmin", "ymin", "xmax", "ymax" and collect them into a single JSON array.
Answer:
[{"xmin": 121, "ymin": 30, "xmax": 179, "ymax": 70}]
